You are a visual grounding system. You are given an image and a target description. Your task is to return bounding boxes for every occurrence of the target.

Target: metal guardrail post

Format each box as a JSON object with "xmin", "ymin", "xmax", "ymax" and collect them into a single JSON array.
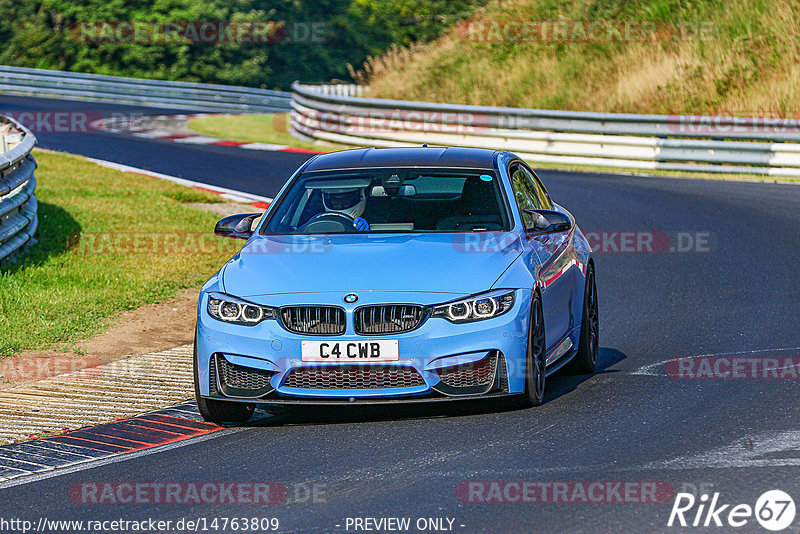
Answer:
[{"xmin": 0, "ymin": 115, "xmax": 37, "ymax": 265}]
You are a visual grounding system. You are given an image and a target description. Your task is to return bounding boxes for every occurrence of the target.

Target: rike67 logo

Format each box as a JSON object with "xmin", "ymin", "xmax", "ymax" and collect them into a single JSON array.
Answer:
[{"xmin": 668, "ymin": 490, "xmax": 796, "ymax": 531}]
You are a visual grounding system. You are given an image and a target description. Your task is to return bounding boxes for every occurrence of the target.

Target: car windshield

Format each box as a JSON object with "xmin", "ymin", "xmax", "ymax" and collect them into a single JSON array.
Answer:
[{"xmin": 261, "ymin": 168, "xmax": 511, "ymax": 234}]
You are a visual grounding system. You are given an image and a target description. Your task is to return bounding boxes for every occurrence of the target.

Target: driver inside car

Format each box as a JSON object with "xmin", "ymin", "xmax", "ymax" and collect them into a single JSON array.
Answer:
[{"xmin": 321, "ymin": 186, "xmax": 370, "ymax": 231}]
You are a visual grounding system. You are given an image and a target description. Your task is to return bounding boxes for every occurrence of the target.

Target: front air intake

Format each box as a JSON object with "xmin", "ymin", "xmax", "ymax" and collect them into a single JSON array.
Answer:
[
  {"xmin": 213, "ymin": 354, "xmax": 275, "ymax": 398},
  {"xmin": 280, "ymin": 306, "xmax": 346, "ymax": 335},
  {"xmin": 283, "ymin": 365, "xmax": 425, "ymax": 390},
  {"xmin": 354, "ymin": 305, "xmax": 426, "ymax": 335},
  {"xmin": 433, "ymin": 352, "xmax": 499, "ymax": 396}
]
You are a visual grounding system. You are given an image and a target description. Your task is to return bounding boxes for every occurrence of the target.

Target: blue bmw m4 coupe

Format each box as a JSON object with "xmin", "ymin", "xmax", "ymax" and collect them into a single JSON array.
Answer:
[{"xmin": 194, "ymin": 147, "xmax": 597, "ymax": 423}]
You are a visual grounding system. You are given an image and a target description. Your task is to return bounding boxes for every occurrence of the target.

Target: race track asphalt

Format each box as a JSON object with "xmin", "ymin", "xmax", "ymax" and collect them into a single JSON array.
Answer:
[
  {"xmin": 1, "ymin": 95, "xmax": 798, "ymax": 533},
  {"xmin": 0, "ymin": 95, "xmax": 310, "ymax": 197}
]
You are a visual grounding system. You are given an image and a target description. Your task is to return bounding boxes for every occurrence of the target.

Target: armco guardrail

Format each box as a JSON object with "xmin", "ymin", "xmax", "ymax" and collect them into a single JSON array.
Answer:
[
  {"xmin": 290, "ymin": 82, "xmax": 800, "ymax": 177},
  {"xmin": 0, "ymin": 115, "xmax": 37, "ymax": 264},
  {"xmin": 0, "ymin": 65, "xmax": 291, "ymax": 113}
]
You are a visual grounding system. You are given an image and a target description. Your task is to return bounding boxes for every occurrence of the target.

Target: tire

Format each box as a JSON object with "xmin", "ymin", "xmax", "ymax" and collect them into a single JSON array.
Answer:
[
  {"xmin": 516, "ymin": 291, "xmax": 547, "ymax": 407},
  {"xmin": 563, "ymin": 263, "xmax": 598, "ymax": 375},
  {"xmin": 193, "ymin": 336, "xmax": 255, "ymax": 424}
]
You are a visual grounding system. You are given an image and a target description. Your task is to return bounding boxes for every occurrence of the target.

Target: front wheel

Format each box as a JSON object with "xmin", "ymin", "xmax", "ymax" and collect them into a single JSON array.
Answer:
[
  {"xmin": 516, "ymin": 291, "xmax": 547, "ymax": 407},
  {"xmin": 563, "ymin": 263, "xmax": 598, "ymax": 375},
  {"xmin": 193, "ymin": 339, "xmax": 255, "ymax": 424}
]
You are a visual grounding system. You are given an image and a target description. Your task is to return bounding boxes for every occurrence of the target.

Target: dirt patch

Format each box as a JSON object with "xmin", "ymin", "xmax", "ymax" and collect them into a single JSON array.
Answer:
[{"xmin": 0, "ymin": 288, "xmax": 200, "ymax": 390}]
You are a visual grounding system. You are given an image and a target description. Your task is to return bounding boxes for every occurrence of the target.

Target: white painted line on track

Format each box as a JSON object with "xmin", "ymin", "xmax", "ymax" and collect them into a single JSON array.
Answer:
[
  {"xmin": 84, "ymin": 157, "xmax": 273, "ymax": 205},
  {"xmin": 172, "ymin": 135, "xmax": 224, "ymax": 144},
  {"xmin": 130, "ymin": 129, "xmax": 174, "ymax": 138},
  {"xmin": 239, "ymin": 142, "xmax": 289, "ymax": 150},
  {"xmin": 641, "ymin": 430, "xmax": 800, "ymax": 470}
]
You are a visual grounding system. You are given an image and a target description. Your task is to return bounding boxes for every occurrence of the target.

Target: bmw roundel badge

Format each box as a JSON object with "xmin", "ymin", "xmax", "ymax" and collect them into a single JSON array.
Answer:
[{"xmin": 343, "ymin": 293, "xmax": 359, "ymax": 304}]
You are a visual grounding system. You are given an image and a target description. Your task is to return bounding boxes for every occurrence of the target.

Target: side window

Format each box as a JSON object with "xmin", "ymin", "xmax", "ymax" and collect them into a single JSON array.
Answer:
[
  {"xmin": 509, "ymin": 164, "xmax": 542, "ymax": 227},
  {"xmin": 523, "ymin": 167, "xmax": 552, "ymax": 209}
]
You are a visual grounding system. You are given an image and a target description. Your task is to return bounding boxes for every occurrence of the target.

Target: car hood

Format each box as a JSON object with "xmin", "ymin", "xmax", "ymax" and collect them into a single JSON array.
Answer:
[{"xmin": 221, "ymin": 232, "xmax": 524, "ymax": 297}]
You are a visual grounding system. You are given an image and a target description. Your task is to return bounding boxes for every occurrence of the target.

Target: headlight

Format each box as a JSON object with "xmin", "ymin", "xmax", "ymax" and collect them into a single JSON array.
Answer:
[
  {"xmin": 206, "ymin": 292, "xmax": 277, "ymax": 326},
  {"xmin": 431, "ymin": 290, "xmax": 516, "ymax": 324}
]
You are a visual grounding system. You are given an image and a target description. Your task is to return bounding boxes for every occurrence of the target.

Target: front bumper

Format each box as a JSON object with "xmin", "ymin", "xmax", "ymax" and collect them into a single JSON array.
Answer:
[{"xmin": 195, "ymin": 289, "xmax": 532, "ymax": 402}]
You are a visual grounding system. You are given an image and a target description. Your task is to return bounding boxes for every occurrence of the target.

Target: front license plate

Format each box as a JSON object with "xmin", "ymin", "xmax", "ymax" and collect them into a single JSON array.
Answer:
[{"xmin": 301, "ymin": 340, "xmax": 399, "ymax": 362}]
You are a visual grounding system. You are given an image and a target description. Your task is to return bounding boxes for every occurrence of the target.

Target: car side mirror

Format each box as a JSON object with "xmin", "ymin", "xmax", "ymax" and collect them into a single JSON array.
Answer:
[
  {"xmin": 214, "ymin": 213, "xmax": 262, "ymax": 240},
  {"xmin": 523, "ymin": 209, "xmax": 572, "ymax": 236}
]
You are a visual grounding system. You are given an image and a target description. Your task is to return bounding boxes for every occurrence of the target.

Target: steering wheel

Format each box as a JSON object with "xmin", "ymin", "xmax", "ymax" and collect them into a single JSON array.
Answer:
[{"xmin": 297, "ymin": 212, "xmax": 356, "ymax": 234}]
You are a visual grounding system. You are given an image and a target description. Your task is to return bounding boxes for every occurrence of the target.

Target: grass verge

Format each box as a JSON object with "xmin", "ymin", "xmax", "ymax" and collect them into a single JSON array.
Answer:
[
  {"xmin": 0, "ymin": 150, "xmax": 241, "ymax": 359},
  {"xmin": 187, "ymin": 112, "xmax": 336, "ymax": 151}
]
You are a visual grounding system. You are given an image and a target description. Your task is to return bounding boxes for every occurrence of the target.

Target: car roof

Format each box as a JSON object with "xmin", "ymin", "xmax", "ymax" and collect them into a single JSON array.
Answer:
[{"xmin": 302, "ymin": 147, "xmax": 498, "ymax": 173}]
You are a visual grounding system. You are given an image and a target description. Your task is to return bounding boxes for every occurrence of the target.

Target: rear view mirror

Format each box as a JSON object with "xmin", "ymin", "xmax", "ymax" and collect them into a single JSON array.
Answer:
[
  {"xmin": 523, "ymin": 209, "xmax": 572, "ymax": 236},
  {"xmin": 370, "ymin": 184, "xmax": 416, "ymax": 197},
  {"xmin": 214, "ymin": 213, "xmax": 262, "ymax": 240}
]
